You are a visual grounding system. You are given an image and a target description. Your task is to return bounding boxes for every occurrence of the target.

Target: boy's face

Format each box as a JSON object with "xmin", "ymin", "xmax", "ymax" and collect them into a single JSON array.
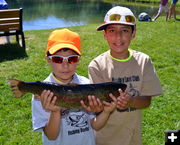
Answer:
[
  {"xmin": 47, "ymin": 49, "xmax": 79, "ymax": 83},
  {"xmin": 104, "ymin": 24, "xmax": 135, "ymax": 57}
]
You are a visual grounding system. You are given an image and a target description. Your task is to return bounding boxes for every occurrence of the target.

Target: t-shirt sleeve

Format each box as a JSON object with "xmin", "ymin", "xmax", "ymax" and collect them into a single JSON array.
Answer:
[
  {"xmin": 141, "ymin": 58, "xmax": 163, "ymax": 96},
  {"xmin": 88, "ymin": 112, "xmax": 96, "ymax": 119},
  {"xmin": 31, "ymin": 95, "xmax": 50, "ymax": 131},
  {"xmin": 88, "ymin": 60, "xmax": 104, "ymax": 83}
]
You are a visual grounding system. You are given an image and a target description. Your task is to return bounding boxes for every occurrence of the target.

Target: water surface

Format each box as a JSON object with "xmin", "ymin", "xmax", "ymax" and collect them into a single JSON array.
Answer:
[{"xmin": 7, "ymin": 0, "xmax": 158, "ymax": 30}]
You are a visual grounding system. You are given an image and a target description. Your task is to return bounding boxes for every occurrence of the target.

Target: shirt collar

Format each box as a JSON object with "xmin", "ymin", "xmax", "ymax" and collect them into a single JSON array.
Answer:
[{"xmin": 51, "ymin": 72, "xmax": 78, "ymax": 84}]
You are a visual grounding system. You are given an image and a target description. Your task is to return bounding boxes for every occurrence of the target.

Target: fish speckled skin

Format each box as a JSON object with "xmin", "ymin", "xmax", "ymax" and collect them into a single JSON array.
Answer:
[{"xmin": 8, "ymin": 79, "xmax": 127, "ymax": 109}]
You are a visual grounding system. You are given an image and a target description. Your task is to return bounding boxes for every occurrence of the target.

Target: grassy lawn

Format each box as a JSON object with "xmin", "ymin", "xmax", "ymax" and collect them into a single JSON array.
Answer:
[{"xmin": 0, "ymin": 17, "xmax": 179, "ymax": 144}]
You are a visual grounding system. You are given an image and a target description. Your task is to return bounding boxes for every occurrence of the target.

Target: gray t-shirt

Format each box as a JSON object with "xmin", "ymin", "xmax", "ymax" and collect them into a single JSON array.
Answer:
[{"xmin": 88, "ymin": 50, "xmax": 163, "ymax": 145}]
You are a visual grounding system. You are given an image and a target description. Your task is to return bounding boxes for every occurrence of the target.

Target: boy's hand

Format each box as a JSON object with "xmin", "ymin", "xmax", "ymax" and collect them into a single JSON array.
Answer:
[
  {"xmin": 40, "ymin": 90, "xmax": 61, "ymax": 113},
  {"xmin": 102, "ymin": 93, "xmax": 117, "ymax": 114},
  {"xmin": 117, "ymin": 89, "xmax": 131, "ymax": 110},
  {"xmin": 80, "ymin": 95, "xmax": 104, "ymax": 113}
]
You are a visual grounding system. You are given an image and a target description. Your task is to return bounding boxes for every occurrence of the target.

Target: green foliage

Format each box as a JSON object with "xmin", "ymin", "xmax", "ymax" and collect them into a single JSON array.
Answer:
[{"xmin": 0, "ymin": 17, "xmax": 179, "ymax": 144}]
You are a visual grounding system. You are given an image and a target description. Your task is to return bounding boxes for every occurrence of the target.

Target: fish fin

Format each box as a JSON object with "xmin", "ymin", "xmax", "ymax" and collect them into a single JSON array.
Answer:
[{"xmin": 8, "ymin": 79, "xmax": 25, "ymax": 98}]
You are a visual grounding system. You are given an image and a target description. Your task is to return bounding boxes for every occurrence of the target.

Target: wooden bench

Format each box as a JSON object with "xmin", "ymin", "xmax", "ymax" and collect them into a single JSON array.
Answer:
[{"xmin": 0, "ymin": 8, "xmax": 26, "ymax": 49}]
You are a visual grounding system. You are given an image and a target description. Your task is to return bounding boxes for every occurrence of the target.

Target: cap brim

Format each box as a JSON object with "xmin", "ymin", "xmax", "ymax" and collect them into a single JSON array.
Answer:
[
  {"xmin": 96, "ymin": 22, "xmax": 135, "ymax": 31},
  {"xmin": 48, "ymin": 43, "xmax": 81, "ymax": 55}
]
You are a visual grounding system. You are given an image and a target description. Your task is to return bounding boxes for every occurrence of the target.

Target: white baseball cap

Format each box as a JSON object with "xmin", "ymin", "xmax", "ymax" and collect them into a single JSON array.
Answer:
[{"xmin": 97, "ymin": 6, "xmax": 136, "ymax": 31}]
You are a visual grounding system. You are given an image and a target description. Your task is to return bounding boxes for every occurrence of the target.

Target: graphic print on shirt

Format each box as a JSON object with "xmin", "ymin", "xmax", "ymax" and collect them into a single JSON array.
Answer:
[
  {"xmin": 66, "ymin": 112, "xmax": 88, "ymax": 127},
  {"xmin": 112, "ymin": 76, "xmax": 140, "ymax": 97},
  {"xmin": 128, "ymin": 83, "xmax": 140, "ymax": 97},
  {"xmin": 62, "ymin": 110, "xmax": 90, "ymax": 136}
]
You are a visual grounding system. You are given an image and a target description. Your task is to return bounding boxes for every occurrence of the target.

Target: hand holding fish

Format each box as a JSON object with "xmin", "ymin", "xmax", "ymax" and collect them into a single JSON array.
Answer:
[
  {"xmin": 40, "ymin": 90, "xmax": 61, "ymax": 113},
  {"xmin": 80, "ymin": 93, "xmax": 117, "ymax": 114},
  {"xmin": 117, "ymin": 89, "xmax": 131, "ymax": 110},
  {"xmin": 102, "ymin": 93, "xmax": 117, "ymax": 114},
  {"xmin": 40, "ymin": 90, "xmax": 61, "ymax": 140},
  {"xmin": 80, "ymin": 95, "xmax": 104, "ymax": 113},
  {"xmin": 89, "ymin": 94, "xmax": 117, "ymax": 131}
]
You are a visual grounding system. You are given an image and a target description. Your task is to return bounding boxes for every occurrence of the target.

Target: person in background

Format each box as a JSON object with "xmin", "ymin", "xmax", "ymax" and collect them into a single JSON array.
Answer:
[
  {"xmin": 152, "ymin": 0, "xmax": 169, "ymax": 21},
  {"xmin": 81, "ymin": 6, "xmax": 163, "ymax": 145},
  {"xmin": 31, "ymin": 28, "xmax": 117, "ymax": 145},
  {"xmin": 0, "ymin": 0, "xmax": 10, "ymax": 43},
  {"xmin": 0, "ymin": 0, "xmax": 8, "ymax": 9},
  {"xmin": 168, "ymin": 0, "xmax": 179, "ymax": 20}
]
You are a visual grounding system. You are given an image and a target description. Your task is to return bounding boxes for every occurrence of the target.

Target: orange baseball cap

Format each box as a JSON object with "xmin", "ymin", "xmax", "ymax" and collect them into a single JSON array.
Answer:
[{"xmin": 46, "ymin": 29, "xmax": 81, "ymax": 55}]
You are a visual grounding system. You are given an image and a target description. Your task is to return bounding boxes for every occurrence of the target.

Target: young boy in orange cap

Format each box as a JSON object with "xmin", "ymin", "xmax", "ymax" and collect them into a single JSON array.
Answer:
[
  {"xmin": 81, "ymin": 6, "xmax": 163, "ymax": 145},
  {"xmin": 31, "ymin": 28, "xmax": 117, "ymax": 145}
]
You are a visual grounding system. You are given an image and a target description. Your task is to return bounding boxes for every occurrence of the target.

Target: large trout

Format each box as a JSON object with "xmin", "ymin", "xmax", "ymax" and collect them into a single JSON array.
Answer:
[{"xmin": 8, "ymin": 79, "xmax": 127, "ymax": 109}]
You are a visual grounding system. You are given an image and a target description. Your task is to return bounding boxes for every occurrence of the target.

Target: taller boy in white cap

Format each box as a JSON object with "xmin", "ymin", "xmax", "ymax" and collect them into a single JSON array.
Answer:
[{"xmin": 82, "ymin": 6, "xmax": 163, "ymax": 145}]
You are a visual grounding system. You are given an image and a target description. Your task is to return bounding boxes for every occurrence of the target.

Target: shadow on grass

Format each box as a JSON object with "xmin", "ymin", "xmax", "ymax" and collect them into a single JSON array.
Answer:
[{"xmin": 0, "ymin": 43, "xmax": 28, "ymax": 62}]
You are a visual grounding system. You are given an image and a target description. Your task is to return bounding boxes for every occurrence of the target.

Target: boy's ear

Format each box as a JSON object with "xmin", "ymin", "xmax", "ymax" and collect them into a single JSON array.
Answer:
[
  {"xmin": 131, "ymin": 25, "xmax": 136, "ymax": 40},
  {"xmin": 103, "ymin": 30, "xmax": 107, "ymax": 40},
  {"xmin": 45, "ymin": 55, "xmax": 51, "ymax": 63}
]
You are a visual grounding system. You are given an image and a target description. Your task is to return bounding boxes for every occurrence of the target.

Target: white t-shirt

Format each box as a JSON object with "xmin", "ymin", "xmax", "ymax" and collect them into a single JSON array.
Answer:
[{"xmin": 32, "ymin": 73, "xmax": 96, "ymax": 145}]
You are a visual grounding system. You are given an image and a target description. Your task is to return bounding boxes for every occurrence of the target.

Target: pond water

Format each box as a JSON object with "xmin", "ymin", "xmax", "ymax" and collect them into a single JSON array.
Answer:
[{"xmin": 7, "ymin": 0, "xmax": 158, "ymax": 31}]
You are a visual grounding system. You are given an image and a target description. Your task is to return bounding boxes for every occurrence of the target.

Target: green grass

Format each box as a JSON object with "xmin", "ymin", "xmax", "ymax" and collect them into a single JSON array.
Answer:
[{"xmin": 0, "ymin": 16, "xmax": 180, "ymax": 145}]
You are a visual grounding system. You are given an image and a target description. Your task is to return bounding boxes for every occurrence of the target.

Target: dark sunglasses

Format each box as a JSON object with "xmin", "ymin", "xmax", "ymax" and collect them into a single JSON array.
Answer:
[
  {"xmin": 48, "ymin": 55, "xmax": 80, "ymax": 64},
  {"xmin": 109, "ymin": 14, "xmax": 135, "ymax": 23}
]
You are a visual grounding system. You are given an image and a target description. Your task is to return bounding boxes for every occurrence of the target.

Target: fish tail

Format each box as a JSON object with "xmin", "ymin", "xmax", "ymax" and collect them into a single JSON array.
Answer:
[{"xmin": 8, "ymin": 79, "xmax": 25, "ymax": 98}]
